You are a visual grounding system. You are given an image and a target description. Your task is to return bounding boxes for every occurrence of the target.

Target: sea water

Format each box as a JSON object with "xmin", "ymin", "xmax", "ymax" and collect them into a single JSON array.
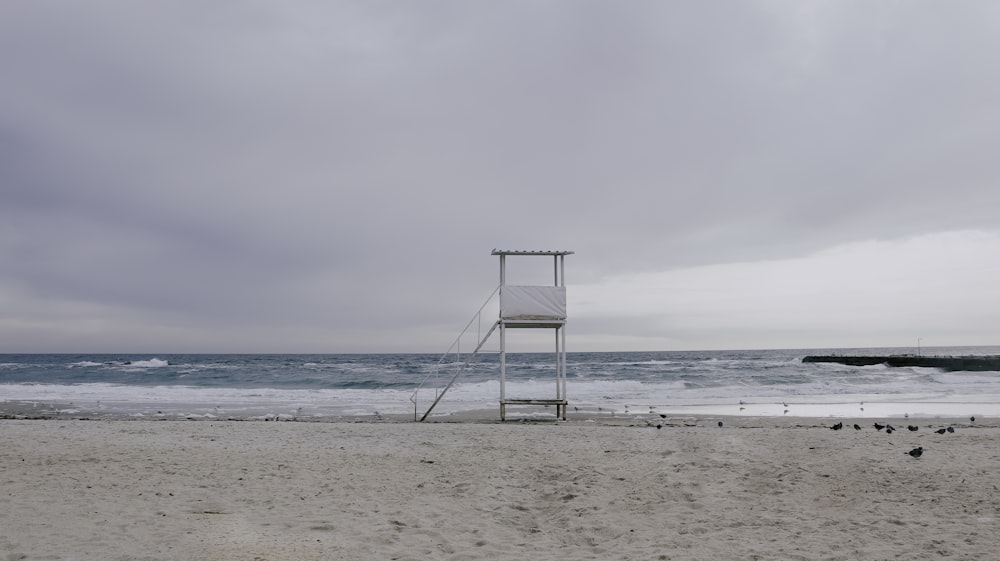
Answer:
[{"xmin": 2, "ymin": 347, "xmax": 1000, "ymax": 420}]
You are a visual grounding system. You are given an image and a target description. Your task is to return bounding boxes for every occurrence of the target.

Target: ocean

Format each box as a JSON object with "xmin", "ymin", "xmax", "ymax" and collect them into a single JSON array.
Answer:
[{"xmin": 3, "ymin": 347, "xmax": 1000, "ymax": 421}]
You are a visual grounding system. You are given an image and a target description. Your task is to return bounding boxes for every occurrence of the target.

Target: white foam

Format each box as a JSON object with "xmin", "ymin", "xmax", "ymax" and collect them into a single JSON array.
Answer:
[
  {"xmin": 127, "ymin": 358, "xmax": 169, "ymax": 368},
  {"xmin": 5, "ymin": 364, "xmax": 1000, "ymax": 419}
]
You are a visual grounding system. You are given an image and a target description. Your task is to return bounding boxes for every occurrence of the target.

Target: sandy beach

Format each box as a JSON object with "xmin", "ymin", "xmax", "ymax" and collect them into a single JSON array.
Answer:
[{"xmin": 2, "ymin": 415, "xmax": 998, "ymax": 561}]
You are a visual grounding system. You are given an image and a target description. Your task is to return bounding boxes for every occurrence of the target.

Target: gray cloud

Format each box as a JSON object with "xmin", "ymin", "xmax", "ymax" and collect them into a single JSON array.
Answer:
[{"xmin": 3, "ymin": 2, "xmax": 999, "ymax": 351}]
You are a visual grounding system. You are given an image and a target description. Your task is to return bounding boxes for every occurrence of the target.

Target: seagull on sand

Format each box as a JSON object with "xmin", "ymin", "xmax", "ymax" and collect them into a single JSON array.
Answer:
[
  {"xmin": 830, "ymin": 422, "xmax": 843, "ymax": 430},
  {"xmin": 908, "ymin": 447, "xmax": 924, "ymax": 458},
  {"xmin": 853, "ymin": 424, "xmax": 861, "ymax": 430},
  {"xmin": 874, "ymin": 422, "xmax": 885, "ymax": 431},
  {"xmin": 936, "ymin": 428, "xmax": 947, "ymax": 434},
  {"xmin": 907, "ymin": 425, "xmax": 919, "ymax": 432}
]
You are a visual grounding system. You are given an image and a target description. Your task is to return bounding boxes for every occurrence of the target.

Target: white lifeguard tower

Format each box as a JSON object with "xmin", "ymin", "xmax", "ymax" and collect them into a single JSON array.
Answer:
[
  {"xmin": 494, "ymin": 249, "xmax": 572, "ymax": 420},
  {"xmin": 410, "ymin": 249, "xmax": 573, "ymax": 421}
]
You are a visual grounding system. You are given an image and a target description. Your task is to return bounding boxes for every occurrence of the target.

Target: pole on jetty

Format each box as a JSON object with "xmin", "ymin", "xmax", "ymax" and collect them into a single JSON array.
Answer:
[{"xmin": 917, "ymin": 337, "xmax": 922, "ymax": 357}]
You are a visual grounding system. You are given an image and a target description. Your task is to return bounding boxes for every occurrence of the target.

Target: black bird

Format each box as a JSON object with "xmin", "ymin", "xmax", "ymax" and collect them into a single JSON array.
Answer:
[
  {"xmin": 907, "ymin": 425, "xmax": 919, "ymax": 432},
  {"xmin": 874, "ymin": 422, "xmax": 885, "ymax": 431},
  {"xmin": 831, "ymin": 422, "xmax": 843, "ymax": 430},
  {"xmin": 935, "ymin": 428, "xmax": 947, "ymax": 434},
  {"xmin": 886, "ymin": 426, "xmax": 894, "ymax": 434},
  {"xmin": 660, "ymin": 414, "xmax": 667, "ymax": 419},
  {"xmin": 853, "ymin": 424, "xmax": 861, "ymax": 430},
  {"xmin": 971, "ymin": 416, "xmax": 976, "ymax": 423},
  {"xmin": 947, "ymin": 426, "xmax": 955, "ymax": 433},
  {"xmin": 908, "ymin": 446, "xmax": 923, "ymax": 458},
  {"xmin": 718, "ymin": 421, "xmax": 723, "ymax": 427}
]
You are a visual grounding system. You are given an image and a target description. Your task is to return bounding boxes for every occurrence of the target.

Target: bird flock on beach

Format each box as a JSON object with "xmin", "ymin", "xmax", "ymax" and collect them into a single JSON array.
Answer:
[
  {"xmin": 577, "ymin": 404, "xmax": 978, "ymax": 462},
  {"xmin": 824, "ymin": 416, "xmax": 977, "ymax": 459},
  {"xmin": 637, "ymin": 414, "xmax": 970, "ymax": 460},
  {"xmin": 627, "ymin": 402, "xmax": 978, "ymax": 461}
]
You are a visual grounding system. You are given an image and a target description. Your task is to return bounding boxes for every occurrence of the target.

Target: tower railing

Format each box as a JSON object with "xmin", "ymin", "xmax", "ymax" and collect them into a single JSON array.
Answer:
[{"xmin": 409, "ymin": 285, "xmax": 500, "ymax": 421}]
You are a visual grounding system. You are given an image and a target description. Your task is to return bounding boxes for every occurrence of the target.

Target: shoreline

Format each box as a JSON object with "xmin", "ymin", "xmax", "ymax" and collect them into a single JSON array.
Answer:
[{"xmin": 2, "ymin": 398, "xmax": 991, "ymax": 425}]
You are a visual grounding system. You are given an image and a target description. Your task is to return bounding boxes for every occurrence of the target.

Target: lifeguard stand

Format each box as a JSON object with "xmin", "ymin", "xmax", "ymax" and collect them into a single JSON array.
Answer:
[
  {"xmin": 410, "ymin": 249, "xmax": 573, "ymax": 422},
  {"xmin": 494, "ymin": 249, "xmax": 573, "ymax": 421}
]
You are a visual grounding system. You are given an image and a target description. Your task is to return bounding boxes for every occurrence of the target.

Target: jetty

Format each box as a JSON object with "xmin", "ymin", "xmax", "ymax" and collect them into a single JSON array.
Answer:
[{"xmin": 802, "ymin": 355, "xmax": 1000, "ymax": 372}]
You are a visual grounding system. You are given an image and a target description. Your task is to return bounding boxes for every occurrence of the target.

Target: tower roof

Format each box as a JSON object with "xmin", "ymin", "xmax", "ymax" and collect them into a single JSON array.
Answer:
[{"xmin": 491, "ymin": 249, "xmax": 574, "ymax": 256}]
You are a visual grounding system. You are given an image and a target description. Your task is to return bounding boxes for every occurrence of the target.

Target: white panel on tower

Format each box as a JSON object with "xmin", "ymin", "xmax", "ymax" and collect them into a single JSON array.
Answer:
[{"xmin": 500, "ymin": 286, "xmax": 566, "ymax": 320}]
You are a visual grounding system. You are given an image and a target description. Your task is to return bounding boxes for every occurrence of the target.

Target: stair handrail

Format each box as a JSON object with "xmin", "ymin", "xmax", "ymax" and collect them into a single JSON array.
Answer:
[
  {"xmin": 415, "ymin": 320, "xmax": 499, "ymax": 422},
  {"xmin": 410, "ymin": 284, "xmax": 501, "ymax": 420}
]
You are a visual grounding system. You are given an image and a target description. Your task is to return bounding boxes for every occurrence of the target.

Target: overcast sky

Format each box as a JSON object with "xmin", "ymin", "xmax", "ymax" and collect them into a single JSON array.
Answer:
[{"xmin": 2, "ymin": 1, "xmax": 999, "ymax": 353}]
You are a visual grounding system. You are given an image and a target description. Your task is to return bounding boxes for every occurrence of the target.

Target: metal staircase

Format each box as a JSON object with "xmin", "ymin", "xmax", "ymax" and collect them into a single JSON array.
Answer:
[{"xmin": 410, "ymin": 286, "xmax": 500, "ymax": 421}]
